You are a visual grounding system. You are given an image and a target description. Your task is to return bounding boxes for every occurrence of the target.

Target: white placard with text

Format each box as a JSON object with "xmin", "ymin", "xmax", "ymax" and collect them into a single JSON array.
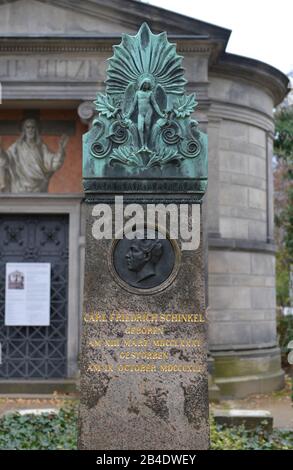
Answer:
[{"xmin": 5, "ymin": 263, "xmax": 51, "ymax": 326}]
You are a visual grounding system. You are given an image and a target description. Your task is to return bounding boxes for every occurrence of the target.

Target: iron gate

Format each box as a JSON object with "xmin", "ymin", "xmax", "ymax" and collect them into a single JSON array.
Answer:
[{"xmin": 0, "ymin": 214, "xmax": 69, "ymax": 379}]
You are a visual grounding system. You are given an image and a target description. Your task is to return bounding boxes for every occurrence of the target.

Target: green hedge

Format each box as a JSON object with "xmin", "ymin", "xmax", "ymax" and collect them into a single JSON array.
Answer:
[
  {"xmin": 0, "ymin": 404, "xmax": 77, "ymax": 450},
  {"xmin": 210, "ymin": 419, "xmax": 293, "ymax": 450},
  {"xmin": 277, "ymin": 313, "xmax": 293, "ymax": 366}
]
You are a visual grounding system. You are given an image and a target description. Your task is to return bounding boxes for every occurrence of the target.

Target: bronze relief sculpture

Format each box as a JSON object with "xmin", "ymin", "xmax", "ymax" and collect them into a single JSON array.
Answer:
[
  {"xmin": 125, "ymin": 238, "xmax": 164, "ymax": 283},
  {"xmin": 112, "ymin": 230, "xmax": 177, "ymax": 291},
  {"xmin": 83, "ymin": 22, "xmax": 207, "ymax": 188}
]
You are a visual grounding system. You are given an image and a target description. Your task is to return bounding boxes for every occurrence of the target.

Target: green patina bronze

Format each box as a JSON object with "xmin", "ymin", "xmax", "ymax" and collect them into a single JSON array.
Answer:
[{"xmin": 83, "ymin": 23, "xmax": 208, "ymax": 198}]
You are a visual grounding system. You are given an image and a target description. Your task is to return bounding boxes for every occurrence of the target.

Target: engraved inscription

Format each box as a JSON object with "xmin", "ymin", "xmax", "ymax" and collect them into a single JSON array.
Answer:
[
  {"xmin": 83, "ymin": 311, "xmax": 205, "ymax": 375},
  {"xmin": 0, "ymin": 58, "xmax": 100, "ymax": 81}
]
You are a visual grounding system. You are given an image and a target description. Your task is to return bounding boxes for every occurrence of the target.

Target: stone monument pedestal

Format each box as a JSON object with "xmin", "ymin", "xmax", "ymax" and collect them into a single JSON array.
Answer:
[
  {"xmin": 78, "ymin": 22, "xmax": 209, "ymax": 450},
  {"xmin": 78, "ymin": 203, "xmax": 209, "ymax": 450}
]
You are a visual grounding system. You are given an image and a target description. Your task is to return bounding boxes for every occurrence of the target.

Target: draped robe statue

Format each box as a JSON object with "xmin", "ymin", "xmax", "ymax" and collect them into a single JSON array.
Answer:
[{"xmin": 0, "ymin": 118, "xmax": 68, "ymax": 193}]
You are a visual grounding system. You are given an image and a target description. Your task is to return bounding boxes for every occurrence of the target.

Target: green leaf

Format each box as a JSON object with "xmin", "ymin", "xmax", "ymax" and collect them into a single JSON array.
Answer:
[
  {"xmin": 174, "ymin": 93, "xmax": 197, "ymax": 118},
  {"xmin": 94, "ymin": 94, "xmax": 119, "ymax": 118}
]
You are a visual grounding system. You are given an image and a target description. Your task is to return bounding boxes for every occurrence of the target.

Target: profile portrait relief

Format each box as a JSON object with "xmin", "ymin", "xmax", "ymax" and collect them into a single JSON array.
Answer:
[
  {"xmin": 125, "ymin": 239, "xmax": 163, "ymax": 283},
  {"xmin": 0, "ymin": 118, "xmax": 68, "ymax": 193},
  {"xmin": 112, "ymin": 230, "xmax": 177, "ymax": 291}
]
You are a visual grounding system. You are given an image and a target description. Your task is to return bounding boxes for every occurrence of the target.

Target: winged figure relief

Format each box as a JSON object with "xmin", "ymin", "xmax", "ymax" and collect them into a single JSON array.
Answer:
[{"xmin": 90, "ymin": 23, "xmax": 201, "ymax": 169}]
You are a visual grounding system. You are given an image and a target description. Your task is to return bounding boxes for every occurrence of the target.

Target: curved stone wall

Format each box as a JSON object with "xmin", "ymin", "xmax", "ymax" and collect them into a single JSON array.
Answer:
[{"xmin": 207, "ymin": 71, "xmax": 284, "ymax": 397}]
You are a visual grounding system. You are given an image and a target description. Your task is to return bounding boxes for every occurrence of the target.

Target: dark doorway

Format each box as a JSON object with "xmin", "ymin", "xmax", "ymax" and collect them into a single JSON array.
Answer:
[{"xmin": 0, "ymin": 214, "xmax": 69, "ymax": 378}]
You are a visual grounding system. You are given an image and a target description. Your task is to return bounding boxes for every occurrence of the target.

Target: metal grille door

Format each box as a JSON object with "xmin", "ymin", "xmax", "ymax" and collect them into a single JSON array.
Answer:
[{"xmin": 0, "ymin": 214, "xmax": 69, "ymax": 379}]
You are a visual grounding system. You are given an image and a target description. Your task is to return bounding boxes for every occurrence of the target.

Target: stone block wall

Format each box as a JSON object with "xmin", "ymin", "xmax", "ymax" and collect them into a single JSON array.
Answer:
[
  {"xmin": 208, "ymin": 251, "xmax": 276, "ymax": 350},
  {"xmin": 206, "ymin": 74, "xmax": 283, "ymax": 397}
]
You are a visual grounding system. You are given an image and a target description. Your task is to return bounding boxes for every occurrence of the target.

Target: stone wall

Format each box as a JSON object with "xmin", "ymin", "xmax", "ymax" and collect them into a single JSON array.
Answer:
[{"xmin": 207, "ymin": 74, "xmax": 283, "ymax": 397}]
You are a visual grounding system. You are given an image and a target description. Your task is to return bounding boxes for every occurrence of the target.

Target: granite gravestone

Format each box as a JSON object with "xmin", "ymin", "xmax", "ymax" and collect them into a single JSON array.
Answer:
[{"xmin": 78, "ymin": 23, "xmax": 209, "ymax": 450}]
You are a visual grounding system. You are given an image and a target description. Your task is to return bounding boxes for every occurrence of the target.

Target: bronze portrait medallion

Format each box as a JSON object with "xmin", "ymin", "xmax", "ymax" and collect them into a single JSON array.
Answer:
[{"xmin": 111, "ymin": 229, "xmax": 179, "ymax": 293}]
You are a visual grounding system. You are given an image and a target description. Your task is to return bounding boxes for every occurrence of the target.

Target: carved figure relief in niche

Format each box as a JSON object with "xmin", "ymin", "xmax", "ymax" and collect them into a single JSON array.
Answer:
[{"xmin": 0, "ymin": 118, "xmax": 68, "ymax": 193}]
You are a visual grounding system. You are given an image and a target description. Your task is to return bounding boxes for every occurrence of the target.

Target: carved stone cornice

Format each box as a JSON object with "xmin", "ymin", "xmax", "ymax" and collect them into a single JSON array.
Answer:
[
  {"xmin": 208, "ymin": 236, "xmax": 276, "ymax": 254},
  {"xmin": 208, "ymin": 100, "xmax": 275, "ymax": 132},
  {"xmin": 210, "ymin": 54, "xmax": 289, "ymax": 106},
  {"xmin": 0, "ymin": 37, "xmax": 213, "ymax": 55}
]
